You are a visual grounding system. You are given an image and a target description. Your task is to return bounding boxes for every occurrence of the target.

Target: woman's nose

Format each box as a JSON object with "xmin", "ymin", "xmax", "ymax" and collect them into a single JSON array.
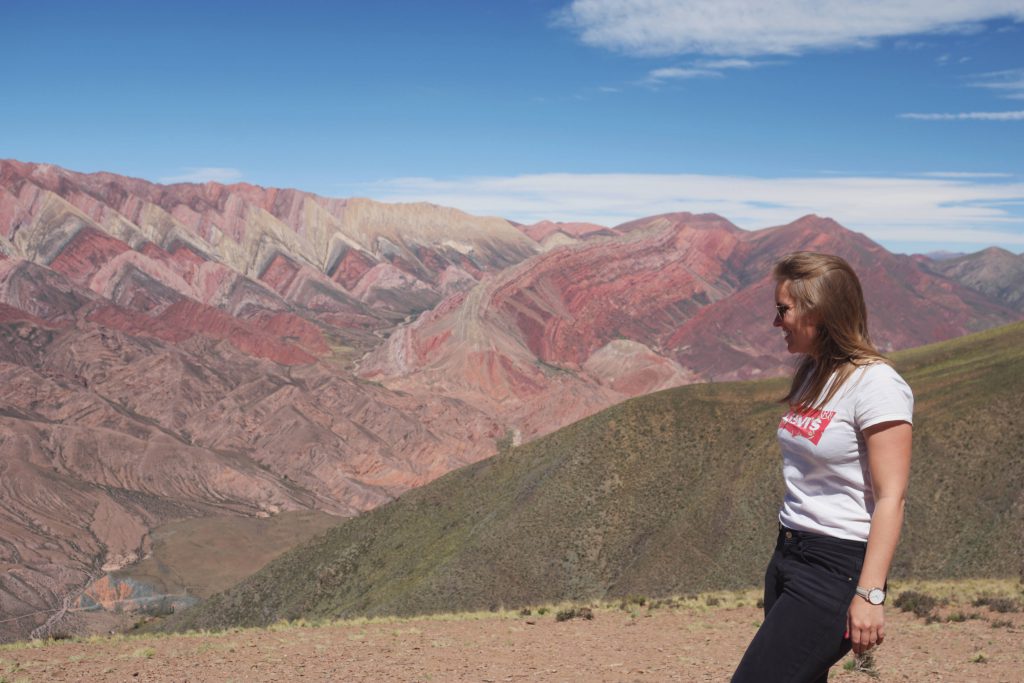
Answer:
[{"xmin": 773, "ymin": 314, "xmax": 783, "ymax": 328}]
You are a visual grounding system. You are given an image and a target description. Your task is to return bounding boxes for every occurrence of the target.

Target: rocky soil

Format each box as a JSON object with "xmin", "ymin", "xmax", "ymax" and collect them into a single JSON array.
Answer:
[{"xmin": 2, "ymin": 595, "xmax": 1020, "ymax": 682}]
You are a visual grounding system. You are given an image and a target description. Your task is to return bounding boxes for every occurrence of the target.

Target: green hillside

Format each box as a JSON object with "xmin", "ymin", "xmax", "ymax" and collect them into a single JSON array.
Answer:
[{"xmin": 163, "ymin": 321, "xmax": 1024, "ymax": 632}]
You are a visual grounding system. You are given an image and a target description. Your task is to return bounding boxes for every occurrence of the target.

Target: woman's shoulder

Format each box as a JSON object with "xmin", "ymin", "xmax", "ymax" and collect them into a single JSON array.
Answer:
[
  {"xmin": 838, "ymin": 360, "xmax": 911, "ymax": 397},
  {"xmin": 853, "ymin": 359, "xmax": 896, "ymax": 377},
  {"xmin": 853, "ymin": 360, "xmax": 906, "ymax": 383}
]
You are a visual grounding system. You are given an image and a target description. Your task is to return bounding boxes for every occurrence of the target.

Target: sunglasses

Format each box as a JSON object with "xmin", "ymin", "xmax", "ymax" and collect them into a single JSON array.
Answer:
[{"xmin": 775, "ymin": 304, "xmax": 792, "ymax": 318}]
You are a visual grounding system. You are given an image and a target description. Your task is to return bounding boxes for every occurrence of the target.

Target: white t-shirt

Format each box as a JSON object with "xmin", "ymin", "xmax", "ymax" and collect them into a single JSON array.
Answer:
[{"xmin": 777, "ymin": 362, "xmax": 914, "ymax": 542}]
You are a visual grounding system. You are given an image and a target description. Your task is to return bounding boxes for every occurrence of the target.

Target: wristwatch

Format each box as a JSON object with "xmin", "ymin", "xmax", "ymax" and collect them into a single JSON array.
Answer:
[{"xmin": 856, "ymin": 586, "xmax": 886, "ymax": 605}]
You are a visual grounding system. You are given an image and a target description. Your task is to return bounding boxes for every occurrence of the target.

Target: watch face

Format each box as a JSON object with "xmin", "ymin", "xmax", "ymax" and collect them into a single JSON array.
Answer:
[{"xmin": 868, "ymin": 588, "xmax": 885, "ymax": 605}]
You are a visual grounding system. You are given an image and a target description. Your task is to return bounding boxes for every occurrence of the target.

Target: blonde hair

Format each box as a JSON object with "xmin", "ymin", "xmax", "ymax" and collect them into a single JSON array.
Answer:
[{"xmin": 774, "ymin": 252, "xmax": 887, "ymax": 410}]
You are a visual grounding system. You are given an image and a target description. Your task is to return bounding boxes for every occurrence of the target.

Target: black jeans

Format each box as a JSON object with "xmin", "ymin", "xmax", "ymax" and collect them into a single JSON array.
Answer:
[{"xmin": 732, "ymin": 526, "xmax": 866, "ymax": 683}]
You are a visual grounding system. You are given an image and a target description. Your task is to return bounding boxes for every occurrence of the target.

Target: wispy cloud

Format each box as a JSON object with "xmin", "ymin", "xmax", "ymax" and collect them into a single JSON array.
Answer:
[
  {"xmin": 923, "ymin": 171, "xmax": 1013, "ymax": 178},
  {"xmin": 160, "ymin": 167, "xmax": 244, "ymax": 184},
  {"xmin": 968, "ymin": 67, "xmax": 1024, "ymax": 99},
  {"xmin": 894, "ymin": 39, "xmax": 931, "ymax": 50},
  {"xmin": 645, "ymin": 67, "xmax": 721, "ymax": 82},
  {"xmin": 700, "ymin": 58, "xmax": 758, "ymax": 69},
  {"xmin": 557, "ymin": 1, "xmax": 1024, "ymax": 57},
  {"xmin": 644, "ymin": 58, "xmax": 768, "ymax": 83},
  {"xmin": 900, "ymin": 110, "xmax": 1024, "ymax": 120},
  {"xmin": 361, "ymin": 172, "xmax": 1024, "ymax": 252}
]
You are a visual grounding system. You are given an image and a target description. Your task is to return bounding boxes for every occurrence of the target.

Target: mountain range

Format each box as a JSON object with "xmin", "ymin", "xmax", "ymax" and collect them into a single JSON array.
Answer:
[{"xmin": 1, "ymin": 159, "xmax": 1022, "ymax": 641}]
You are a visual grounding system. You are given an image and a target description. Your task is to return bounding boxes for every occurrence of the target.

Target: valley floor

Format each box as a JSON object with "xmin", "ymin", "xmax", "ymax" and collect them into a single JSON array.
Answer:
[{"xmin": 1, "ymin": 587, "xmax": 1021, "ymax": 682}]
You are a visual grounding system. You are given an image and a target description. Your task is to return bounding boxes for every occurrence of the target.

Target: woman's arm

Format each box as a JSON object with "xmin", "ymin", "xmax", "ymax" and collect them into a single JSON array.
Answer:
[{"xmin": 847, "ymin": 420, "xmax": 913, "ymax": 655}]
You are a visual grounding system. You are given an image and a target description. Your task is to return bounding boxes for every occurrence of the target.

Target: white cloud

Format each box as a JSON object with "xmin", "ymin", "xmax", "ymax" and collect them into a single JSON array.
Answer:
[
  {"xmin": 968, "ymin": 67, "xmax": 1024, "ymax": 99},
  {"xmin": 900, "ymin": 110, "xmax": 1024, "ymax": 120},
  {"xmin": 646, "ymin": 66, "xmax": 721, "ymax": 81},
  {"xmin": 361, "ymin": 172, "xmax": 1024, "ymax": 252},
  {"xmin": 699, "ymin": 58, "xmax": 757, "ymax": 69},
  {"xmin": 160, "ymin": 167, "xmax": 244, "ymax": 184},
  {"xmin": 923, "ymin": 171, "xmax": 1013, "ymax": 178},
  {"xmin": 556, "ymin": 1, "xmax": 1024, "ymax": 57},
  {"xmin": 644, "ymin": 57, "xmax": 768, "ymax": 83}
]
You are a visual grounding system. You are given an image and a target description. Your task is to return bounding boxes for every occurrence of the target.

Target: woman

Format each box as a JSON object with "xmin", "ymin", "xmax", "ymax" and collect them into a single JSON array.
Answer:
[{"xmin": 732, "ymin": 252, "xmax": 913, "ymax": 682}]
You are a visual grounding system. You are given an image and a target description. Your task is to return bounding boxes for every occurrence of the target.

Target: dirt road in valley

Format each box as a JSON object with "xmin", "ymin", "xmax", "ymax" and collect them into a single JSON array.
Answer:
[{"xmin": 2, "ymin": 601, "xmax": 1020, "ymax": 682}]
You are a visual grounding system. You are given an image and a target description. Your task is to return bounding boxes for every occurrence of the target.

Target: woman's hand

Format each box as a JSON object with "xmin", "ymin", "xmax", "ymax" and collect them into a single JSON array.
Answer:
[{"xmin": 847, "ymin": 597, "xmax": 885, "ymax": 654}]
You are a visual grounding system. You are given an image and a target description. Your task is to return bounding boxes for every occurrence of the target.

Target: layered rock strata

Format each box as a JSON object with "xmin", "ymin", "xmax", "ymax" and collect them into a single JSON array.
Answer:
[{"xmin": 1, "ymin": 159, "xmax": 1021, "ymax": 641}]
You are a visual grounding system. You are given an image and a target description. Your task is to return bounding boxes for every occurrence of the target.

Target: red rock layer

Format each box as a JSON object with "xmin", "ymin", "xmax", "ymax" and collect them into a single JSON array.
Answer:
[
  {"xmin": 362, "ymin": 212, "xmax": 1023, "ymax": 439},
  {"xmin": 517, "ymin": 220, "xmax": 619, "ymax": 243},
  {"xmin": 0, "ymin": 159, "xmax": 542, "ymax": 641}
]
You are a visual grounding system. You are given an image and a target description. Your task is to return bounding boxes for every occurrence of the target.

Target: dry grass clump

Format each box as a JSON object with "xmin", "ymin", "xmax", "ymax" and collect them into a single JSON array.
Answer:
[
  {"xmin": 893, "ymin": 590, "xmax": 939, "ymax": 619},
  {"xmin": 555, "ymin": 606, "xmax": 594, "ymax": 622},
  {"xmin": 843, "ymin": 651, "xmax": 880, "ymax": 678},
  {"xmin": 971, "ymin": 595, "xmax": 1021, "ymax": 613},
  {"xmin": 889, "ymin": 580, "xmax": 1023, "ymax": 626}
]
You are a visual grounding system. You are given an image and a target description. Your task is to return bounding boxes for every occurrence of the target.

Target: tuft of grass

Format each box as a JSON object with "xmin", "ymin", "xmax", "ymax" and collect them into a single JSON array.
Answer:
[
  {"xmin": 970, "ymin": 652, "xmax": 988, "ymax": 663},
  {"xmin": 843, "ymin": 651, "xmax": 880, "ymax": 678},
  {"xmin": 893, "ymin": 590, "xmax": 939, "ymax": 619},
  {"xmin": 972, "ymin": 595, "xmax": 1021, "ymax": 613},
  {"xmin": 131, "ymin": 646, "xmax": 155, "ymax": 659},
  {"xmin": 554, "ymin": 607, "xmax": 594, "ymax": 622}
]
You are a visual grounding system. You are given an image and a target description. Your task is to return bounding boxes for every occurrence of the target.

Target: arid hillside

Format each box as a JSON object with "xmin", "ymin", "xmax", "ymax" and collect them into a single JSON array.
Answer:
[
  {"xmin": 1, "ymin": 159, "xmax": 1022, "ymax": 642},
  {"xmin": 165, "ymin": 322, "xmax": 1024, "ymax": 633}
]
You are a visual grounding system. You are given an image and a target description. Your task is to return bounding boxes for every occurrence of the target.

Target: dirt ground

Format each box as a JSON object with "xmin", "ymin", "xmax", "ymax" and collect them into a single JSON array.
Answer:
[{"xmin": 1, "ymin": 598, "xmax": 1021, "ymax": 683}]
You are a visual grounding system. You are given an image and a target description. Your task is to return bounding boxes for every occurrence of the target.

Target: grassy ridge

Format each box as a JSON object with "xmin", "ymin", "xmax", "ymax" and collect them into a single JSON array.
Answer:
[
  {"xmin": 163, "ymin": 322, "xmax": 1024, "ymax": 632},
  {"xmin": 890, "ymin": 323, "xmax": 1024, "ymax": 579}
]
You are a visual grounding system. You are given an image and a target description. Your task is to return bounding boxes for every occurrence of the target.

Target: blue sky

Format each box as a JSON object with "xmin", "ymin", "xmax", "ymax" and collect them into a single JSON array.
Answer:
[{"xmin": 3, "ymin": 0, "xmax": 1023, "ymax": 254}]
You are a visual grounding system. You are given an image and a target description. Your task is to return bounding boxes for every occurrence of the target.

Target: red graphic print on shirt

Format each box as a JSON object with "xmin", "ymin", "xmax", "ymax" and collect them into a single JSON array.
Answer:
[{"xmin": 779, "ymin": 407, "xmax": 837, "ymax": 445}]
